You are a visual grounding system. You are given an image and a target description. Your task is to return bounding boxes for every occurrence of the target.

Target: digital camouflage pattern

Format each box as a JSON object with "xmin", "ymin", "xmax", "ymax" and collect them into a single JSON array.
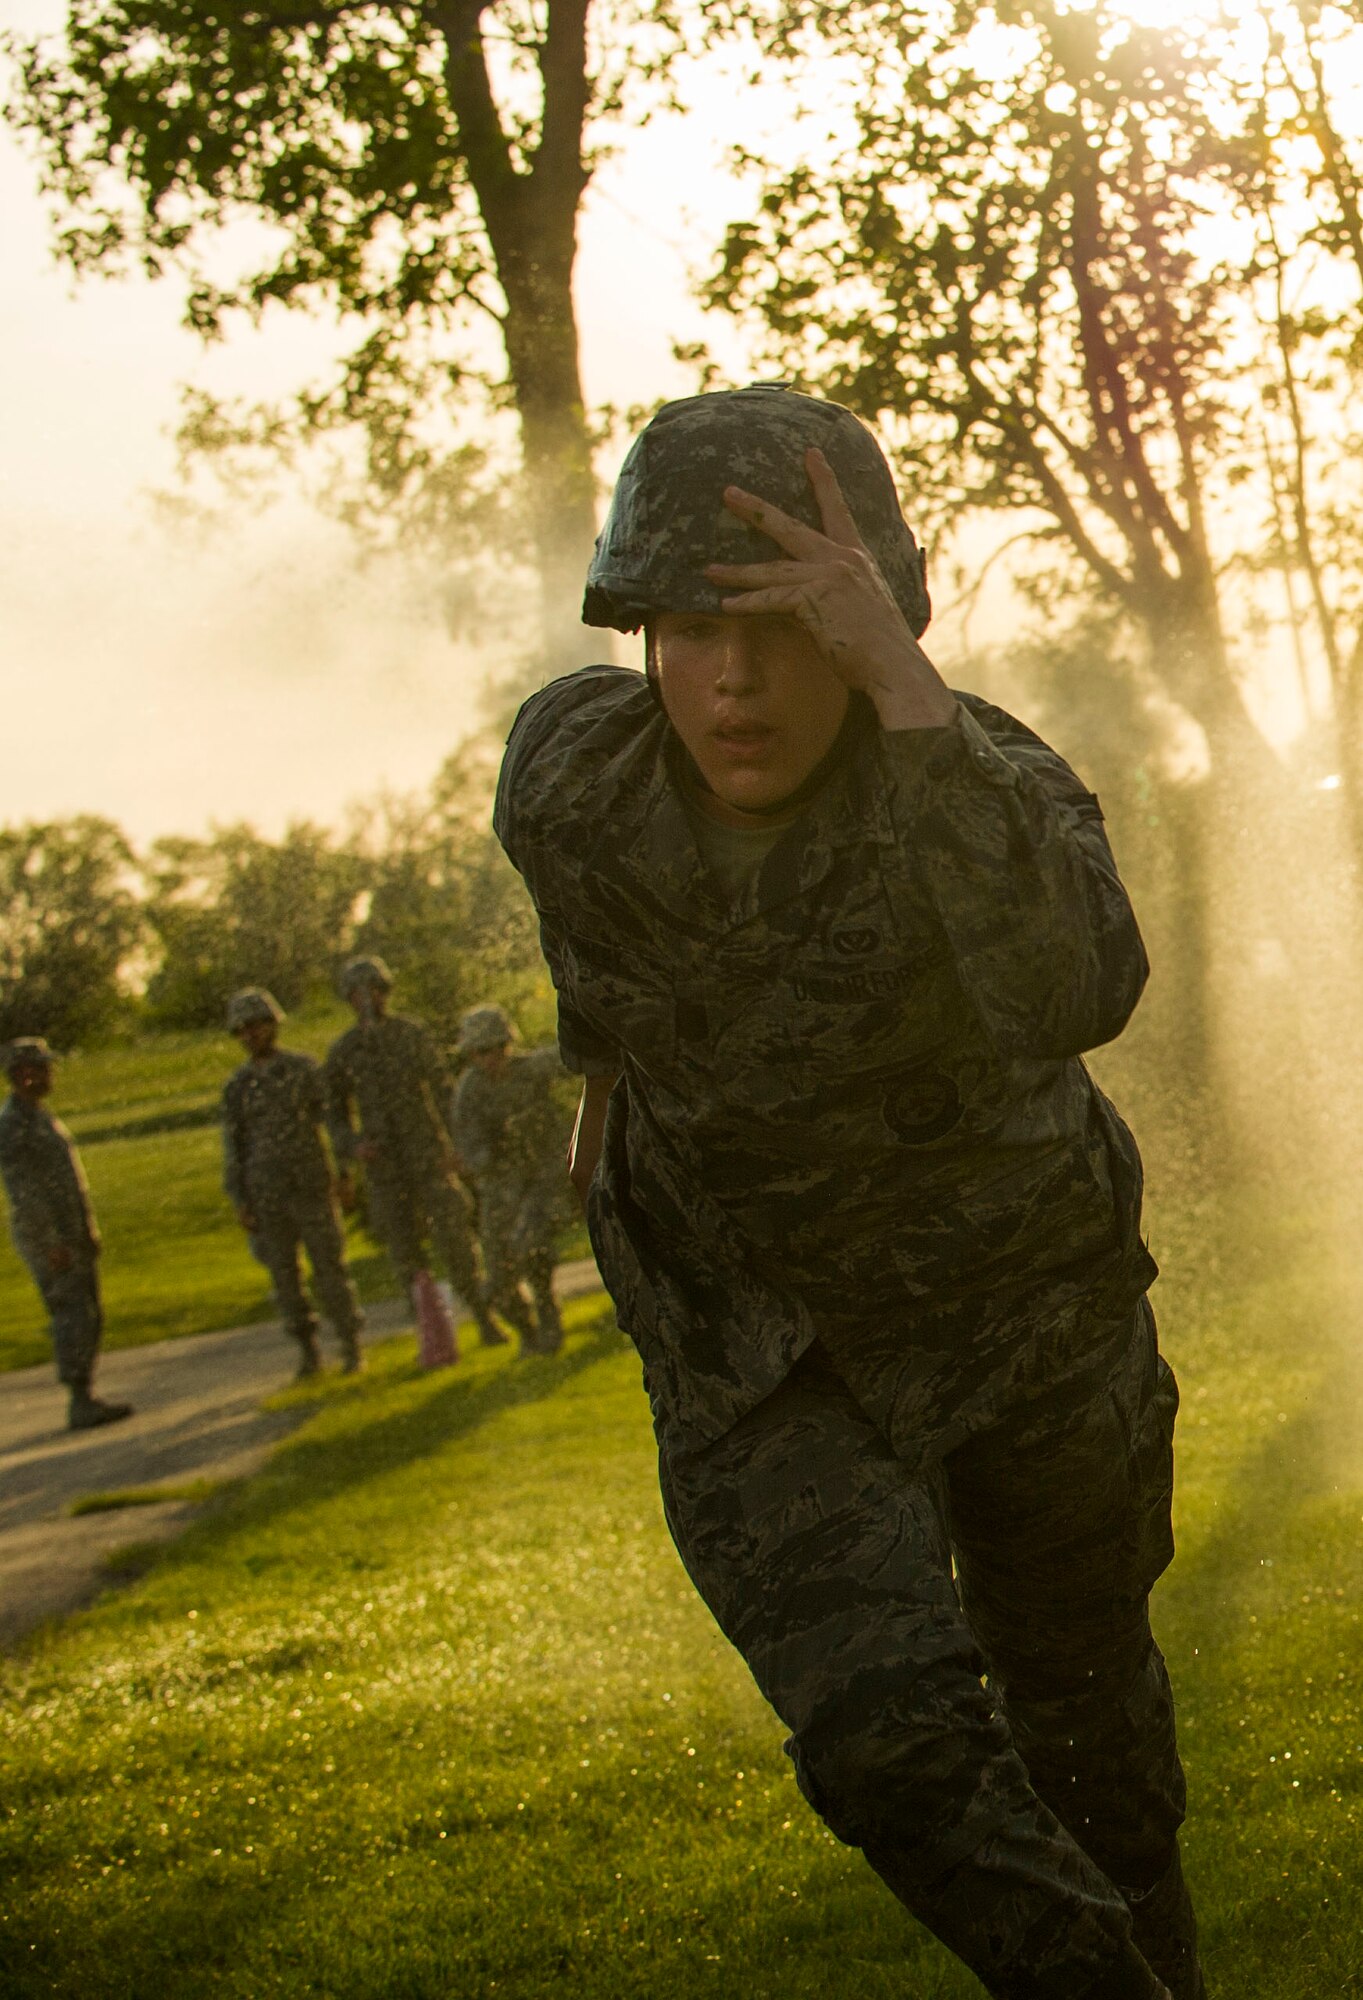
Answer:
[
  {"xmin": 0, "ymin": 1093, "xmax": 103, "ymax": 1389},
  {"xmin": 582, "ymin": 384, "xmax": 932, "ymax": 637},
  {"xmin": 495, "ymin": 656, "xmax": 1192, "ymax": 1996},
  {"xmin": 494, "ymin": 665, "xmax": 1158, "ymax": 1456},
  {"xmin": 222, "ymin": 1049, "xmax": 335, "ymax": 1212},
  {"xmin": 452, "ymin": 1044, "xmax": 572, "ymax": 1348},
  {"xmin": 456, "ymin": 1003, "xmax": 516, "ymax": 1054},
  {"xmin": 221, "ymin": 1047, "xmax": 362, "ymax": 1358},
  {"xmin": 324, "ymin": 1013, "xmax": 460, "ymax": 1184},
  {"xmin": 656, "ymin": 1303, "xmax": 1185, "ymax": 1997},
  {"xmin": 247, "ymin": 1197, "xmax": 362, "ymax": 1362},
  {"xmin": 324, "ymin": 1013, "xmax": 492, "ymax": 1322},
  {"xmin": 452, "ymin": 1045, "xmax": 568, "ymax": 1185}
]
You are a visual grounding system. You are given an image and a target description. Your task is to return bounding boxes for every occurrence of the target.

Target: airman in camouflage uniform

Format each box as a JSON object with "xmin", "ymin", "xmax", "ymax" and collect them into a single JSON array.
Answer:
[
  {"xmin": 452, "ymin": 1003, "xmax": 571, "ymax": 1355},
  {"xmin": 494, "ymin": 386, "xmax": 1203, "ymax": 1998},
  {"xmin": 0, "ymin": 1037, "xmax": 132, "ymax": 1430},
  {"xmin": 324, "ymin": 957, "xmax": 508, "ymax": 1348},
  {"xmin": 222, "ymin": 988, "xmax": 364, "ymax": 1376}
]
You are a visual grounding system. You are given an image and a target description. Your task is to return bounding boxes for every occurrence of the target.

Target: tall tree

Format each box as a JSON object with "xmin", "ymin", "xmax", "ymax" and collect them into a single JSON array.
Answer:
[
  {"xmin": 143, "ymin": 821, "xmax": 362, "ymax": 1025},
  {"xmin": 348, "ymin": 734, "xmax": 543, "ymax": 1036},
  {"xmin": 4, "ymin": 0, "xmax": 698, "ymax": 666},
  {"xmin": 0, "ymin": 818, "xmax": 143, "ymax": 1045},
  {"xmin": 702, "ymin": 0, "xmax": 1262, "ymax": 768},
  {"xmin": 1218, "ymin": 0, "xmax": 1363, "ymax": 865}
]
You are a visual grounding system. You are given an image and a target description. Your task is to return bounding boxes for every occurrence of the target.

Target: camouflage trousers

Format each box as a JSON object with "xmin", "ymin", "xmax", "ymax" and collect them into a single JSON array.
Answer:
[
  {"xmin": 655, "ymin": 1297, "xmax": 1188, "ymax": 1998},
  {"xmin": 367, "ymin": 1166, "xmax": 485, "ymax": 1305},
  {"xmin": 29, "ymin": 1252, "xmax": 103, "ymax": 1391},
  {"xmin": 248, "ymin": 1192, "xmax": 363, "ymax": 1349},
  {"xmin": 477, "ymin": 1175, "xmax": 561, "ymax": 1318}
]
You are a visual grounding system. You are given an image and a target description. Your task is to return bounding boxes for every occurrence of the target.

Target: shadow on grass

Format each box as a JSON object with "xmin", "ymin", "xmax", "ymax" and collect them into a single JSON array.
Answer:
[
  {"xmin": 141, "ymin": 1303, "xmax": 631, "ymax": 1566},
  {"xmin": 1158, "ymin": 1324, "xmax": 1363, "ymax": 1671}
]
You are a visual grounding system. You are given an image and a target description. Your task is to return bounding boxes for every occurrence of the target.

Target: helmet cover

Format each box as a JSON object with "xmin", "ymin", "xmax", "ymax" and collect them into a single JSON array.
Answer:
[
  {"xmin": 339, "ymin": 955, "xmax": 394, "ymax": 998},
  {"xmin": 583, "ymin": 385, "xmax": 930, "ymax": 636},
  {"xmin": 4, "ymin": 1035, "xmax": 58, "ymax": 1075},
  {"xmin": 226, "ymin": 987, "xmax": 284, "ymax": 1031},
  {"xmin": 456, "ymin": 1004, "xmax": 517, "ymax": 1054}
]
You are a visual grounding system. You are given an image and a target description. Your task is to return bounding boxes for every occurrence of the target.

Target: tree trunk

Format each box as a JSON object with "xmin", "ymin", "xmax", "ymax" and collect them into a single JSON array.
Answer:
[
  {"xmin": 498, "ymin": 235, "xmax": 600, "ymax": 672},
  {"xmin": 434, "ymin": 0, "xmax": 601, "ymax": 675}
]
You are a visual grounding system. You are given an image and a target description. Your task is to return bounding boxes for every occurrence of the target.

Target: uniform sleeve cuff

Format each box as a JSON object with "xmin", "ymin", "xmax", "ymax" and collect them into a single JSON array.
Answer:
[
  {"xmin": 558, "ymin": 1041, "xmax": 622, "ymax": 1078},
  {"xmin": 880, "ymin": 703, "xmax": 1020, "ymax": 806}
]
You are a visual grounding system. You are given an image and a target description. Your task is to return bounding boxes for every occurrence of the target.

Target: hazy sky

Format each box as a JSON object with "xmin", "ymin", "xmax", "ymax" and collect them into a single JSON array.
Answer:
[{"xmin": 0, "ymin": 4, "xmax": 757, "ymax": 842}]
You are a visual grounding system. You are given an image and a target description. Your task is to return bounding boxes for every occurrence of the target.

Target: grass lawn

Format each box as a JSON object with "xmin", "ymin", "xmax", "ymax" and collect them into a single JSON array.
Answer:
[
  {"xmin": 0, "ymin": 1007, "xmax": 587, "ymax": 1373},
  {"xmin": 3, "ymin": 1178, "xmax": 1363, "ymax": 1996}
]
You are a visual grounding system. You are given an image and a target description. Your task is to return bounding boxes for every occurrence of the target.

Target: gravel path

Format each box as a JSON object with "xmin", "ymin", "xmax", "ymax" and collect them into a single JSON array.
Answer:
[{"xmin": 0, "ymin": 1258, "xmax": 603, "ymax": 1650}]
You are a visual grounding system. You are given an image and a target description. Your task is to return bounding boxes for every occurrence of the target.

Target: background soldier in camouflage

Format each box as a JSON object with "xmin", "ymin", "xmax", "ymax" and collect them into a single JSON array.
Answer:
[
  {"xmin": 0, "ymin": 1037, "xmax": 132, "ymax": 1430},
  {"xmin": 324, "ymin": 957, "xmax": 507, "ymax": 1349},
  {"xmin": 222, "ymin": 988, "xmax": 364, "ymax": 1377},
  {"xmin": 452, "ymin": 1003, "xmax": 571, "ymax": 1355},
  {"xmin": 495, "ymin": 386, "xmax": 1203, "ymax": 1998}
]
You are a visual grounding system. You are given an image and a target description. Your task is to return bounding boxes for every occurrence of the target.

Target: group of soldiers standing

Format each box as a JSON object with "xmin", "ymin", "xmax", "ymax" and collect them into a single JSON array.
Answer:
[
  {"xmin": 0, "ymin": 957, "xmax": 571, "ymax": 1429},
  {"xmin": 226, "ymin": 954, "xmax": 570, "ymax": 1376}
]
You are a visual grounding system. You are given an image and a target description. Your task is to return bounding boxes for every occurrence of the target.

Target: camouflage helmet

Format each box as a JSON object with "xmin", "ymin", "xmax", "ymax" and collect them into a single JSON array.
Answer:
[
  {"xmin": 4, "ymin": 1035, "xmax": 58, "ymax": 1076},
  {"xmin": 457, "ymin": 1004, "xmax": 516, "ymax": 1055},
  {"xmin": 582, "ymin": 384, "xmax": 930, "ymax": 637},
  {"xmin": 226, "ymin": 987, "xmax": 284, "ymax": 1033},
  {"xmin": 339, "ymin": 955, "xmax": 394, "ymax": 998}
]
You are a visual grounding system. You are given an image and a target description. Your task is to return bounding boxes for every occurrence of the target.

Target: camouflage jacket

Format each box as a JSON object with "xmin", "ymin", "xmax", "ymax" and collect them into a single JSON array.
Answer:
[
  {"xmin": 324, "ymin": 1013, "xmax": 459, "ymax": 1185},
  {"xmin": 451, "ymin": 1046, "xmax": 570, "ymax": 1188},
  {"xmin": 494, "ymin": 666, "xmax": 1158, "ymax": 1455},
  {"xmin": 0, "ymin": 1094, "xmax": 100, "ymax": 1268},
  {"xmin": 221, "ymin": 1049, "xmax": 335, "ymax": 1210}
]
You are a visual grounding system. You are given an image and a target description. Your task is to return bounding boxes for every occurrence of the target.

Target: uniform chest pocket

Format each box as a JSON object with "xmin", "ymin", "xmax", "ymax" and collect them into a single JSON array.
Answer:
[
  {"xmin": 784, "ymin": 941, "xmax": 963, "ymax": 1085},
  {"xmin": 563, "ymin": 929, "xmax": 678, "ymax": 1071}
]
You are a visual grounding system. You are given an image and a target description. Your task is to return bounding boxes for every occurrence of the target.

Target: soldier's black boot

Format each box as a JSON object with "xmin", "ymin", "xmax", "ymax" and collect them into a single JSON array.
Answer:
[
  {"xmin": 292, "ymin": 1327, "xmax": 322, "ymax": 1380},
  {"xmin": 1125, "ymin": 1846, "xmax": 1206, "ymax": 2000},
  {"xmin": 491, "ymin": 1286, "xmax": 538, "ymax": 1353},
  {"xmin": 476, "ymin": 1309, "xmax": 511, "ymax": 1349},
  {"xmin": 337, "ymin": 1329, "xmax": 365, "ymax": 1375},
  {"xmin": 529, "ymin": 1276, "xmax": 564, "ymax": 1356},
  {"xmin": 68, "ymin": 1387, "xmax": 133, "ymax": 1431}
]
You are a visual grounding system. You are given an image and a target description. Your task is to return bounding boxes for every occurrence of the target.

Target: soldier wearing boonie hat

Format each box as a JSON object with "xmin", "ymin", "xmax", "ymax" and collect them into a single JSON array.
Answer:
[
  {"xmin": 324, "ymin": 959, "xmax": 509, "ymax": 1349},
  {"xmin": 493, "ymin": 386, "xmax": 1202, "ymax": 1998},
  {"xmin": 0, "ymin": 1037, "xmax": 132, "ymax": 1429},
  {"xmin": 452, "ymin": 1004, "xmax": 572, "ymax": 1355},
  {"xmin": 221, "ymin": 988, "xmax": 364, "ymax": 1377}
]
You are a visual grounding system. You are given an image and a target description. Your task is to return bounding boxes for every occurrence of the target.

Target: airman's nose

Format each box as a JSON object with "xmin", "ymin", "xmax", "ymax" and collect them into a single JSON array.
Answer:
[{"xmin": 715, "ymin": 623, "xmax": 764, "ymax": 694}]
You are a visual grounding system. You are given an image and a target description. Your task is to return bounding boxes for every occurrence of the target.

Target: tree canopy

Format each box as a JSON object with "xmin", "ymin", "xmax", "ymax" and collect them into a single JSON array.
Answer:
[
  {"xmin": 700, "ymin": 0, "xmax": 1363, "ymax": 796},
  {"xmin": 0, "ymin": 818, "xmax": 142, "ymax": 1046},
  {"xmin": 4, "ymin": 0, "xmax": 714, "ymax": 666}
]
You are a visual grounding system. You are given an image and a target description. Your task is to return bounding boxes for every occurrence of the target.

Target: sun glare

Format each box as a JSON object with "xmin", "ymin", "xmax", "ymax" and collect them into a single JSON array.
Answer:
[{"xmin": 1058, "ymin": 0, "xmax": 1253, "ymax": 34}]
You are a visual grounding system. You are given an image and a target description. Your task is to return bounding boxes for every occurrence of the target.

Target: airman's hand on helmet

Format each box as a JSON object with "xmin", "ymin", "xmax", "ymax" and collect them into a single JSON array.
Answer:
[{"xmin": 706, "ymin": 448, "xmax": 957, "ymax": 732}]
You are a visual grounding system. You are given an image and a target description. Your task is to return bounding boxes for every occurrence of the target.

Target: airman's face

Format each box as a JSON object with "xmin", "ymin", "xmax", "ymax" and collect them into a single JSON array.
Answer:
[
  {"xmin": 11, "ymin": 1060, "xmax": 53, "ymax": 1100},
  {"xmin": 651, "ymin": 611, "xmax": 849, "ymax": 824},
  {"xmin": 349, "ymin": 983, "xmax": 389, "ymax": 1023},
  {"xmin": 235, "ymin": 1020, "xmax": 277, "ymax": 1059},
  {"xmin": 471, "ymin": 1045, "xmax": 509, "ymax": 1075}
]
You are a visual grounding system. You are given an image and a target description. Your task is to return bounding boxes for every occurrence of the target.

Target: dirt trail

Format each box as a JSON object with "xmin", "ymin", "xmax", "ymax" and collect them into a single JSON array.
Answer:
[{"xmin": 0, "ymin": 1259, "xmax": 603, "ymax": 1650}]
